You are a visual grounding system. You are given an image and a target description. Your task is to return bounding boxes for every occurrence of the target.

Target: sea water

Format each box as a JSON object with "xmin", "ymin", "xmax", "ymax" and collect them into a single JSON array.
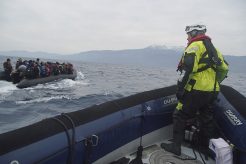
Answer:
[{"xmin": 0, "ymin": 61, "xmax": 245, "ymax": 134}]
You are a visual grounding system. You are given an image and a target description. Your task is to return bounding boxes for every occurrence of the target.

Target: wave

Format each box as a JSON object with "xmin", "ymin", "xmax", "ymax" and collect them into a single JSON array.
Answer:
[
  {"xmin": 0, "ymin": 71, "xmax": 90, "ymax": 103},
  {"xmin": 25, "ymin": 71, "xmax": 89, "ymax": 90},
  {"xmin": 15, "ymin": 95, "xmax": 71, "ymax": 104},
  {"xmin": 76, "ymin": 71, "xmax": 85, "ymax": 80},
  {"xmin": 0, "ymin": 81, "xmax": 19, "ymax": 102},
  {"xmin": 0, "ymin": 81, "xmax": 18, "ymax": 93}
]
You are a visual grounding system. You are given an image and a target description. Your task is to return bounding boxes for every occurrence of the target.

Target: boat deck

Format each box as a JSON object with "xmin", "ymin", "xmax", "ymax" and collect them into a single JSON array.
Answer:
[{"xmin": 115, "ymin": 140, "xmax": 215, "ymax": 164}]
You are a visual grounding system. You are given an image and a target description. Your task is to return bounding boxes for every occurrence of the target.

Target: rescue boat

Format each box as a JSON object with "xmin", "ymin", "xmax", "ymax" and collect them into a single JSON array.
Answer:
[{"xmin": 0, "ymin": 85, "xmax": 245, "ymax": 164}]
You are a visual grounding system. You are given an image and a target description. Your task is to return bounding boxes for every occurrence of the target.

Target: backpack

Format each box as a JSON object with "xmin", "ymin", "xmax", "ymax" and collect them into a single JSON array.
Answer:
[{"xmin": 198, "ymin": 39, "xmax": 229, "ymax": 84}]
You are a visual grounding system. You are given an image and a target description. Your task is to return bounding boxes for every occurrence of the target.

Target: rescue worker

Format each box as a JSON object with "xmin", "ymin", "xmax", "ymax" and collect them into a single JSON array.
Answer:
[{"xmin": 161, "ymin": 24, "xmax": 228, "ymax": 155}]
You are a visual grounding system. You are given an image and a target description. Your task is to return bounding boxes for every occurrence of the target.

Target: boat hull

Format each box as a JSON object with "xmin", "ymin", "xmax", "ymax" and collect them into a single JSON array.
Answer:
[
  {"xmin": 0, "ymin": 71, "xmax": 5, "ymax": 80},
  {"xmin": 16, "ymin": 72, "xmax": 77, "ymax": 88},
  {"xmin": 0, "ymin": 71, "xmax": 77, "ymax": 88}
]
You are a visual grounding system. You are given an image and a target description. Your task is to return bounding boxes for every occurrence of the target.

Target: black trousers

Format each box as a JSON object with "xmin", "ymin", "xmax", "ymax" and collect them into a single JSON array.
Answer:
[{"xmin": 173, "ymin": 90, "xmax": 217, "ymax": 147}]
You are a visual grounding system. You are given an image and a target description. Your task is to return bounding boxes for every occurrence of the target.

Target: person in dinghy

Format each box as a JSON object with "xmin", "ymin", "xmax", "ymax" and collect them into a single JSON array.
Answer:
[
  {"xmin": 3, "ymin": 58, "xmax": 13, "ymax": 81},
  {"xmin": 161, "ymin": 24, "xmax": 229, "ymax": 156}
]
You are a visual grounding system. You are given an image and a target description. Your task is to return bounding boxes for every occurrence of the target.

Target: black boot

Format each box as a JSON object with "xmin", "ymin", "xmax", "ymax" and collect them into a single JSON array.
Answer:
[
  {"xmin": 161, "ymin": 110, "xmax": 185, "ymax": 156},
  {"xmin": 161, "ymin": 142, "xmax": 181, "ymax": 156}
]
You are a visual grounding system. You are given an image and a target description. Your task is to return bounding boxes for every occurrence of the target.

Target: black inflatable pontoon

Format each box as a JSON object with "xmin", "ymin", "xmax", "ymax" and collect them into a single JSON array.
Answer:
[
  {"xmin": 0, "ymin": 71, "xmax": 77, "ymax": 88},
  {"xmin": 16, "ymin": 71, "xmax": 77, "ymax": 88}
]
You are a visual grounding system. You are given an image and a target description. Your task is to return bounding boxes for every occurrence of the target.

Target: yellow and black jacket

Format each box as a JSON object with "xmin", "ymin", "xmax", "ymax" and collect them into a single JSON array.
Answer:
[{"xmin": 179, "ymin": 35, "xmax": 228, "ymax": 92}]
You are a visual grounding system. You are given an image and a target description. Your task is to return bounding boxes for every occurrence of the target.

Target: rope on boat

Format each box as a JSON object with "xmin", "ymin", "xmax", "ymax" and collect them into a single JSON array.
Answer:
[{"xmin": 34, "ymin": 114, "xmax": 76, "ymax": 164}]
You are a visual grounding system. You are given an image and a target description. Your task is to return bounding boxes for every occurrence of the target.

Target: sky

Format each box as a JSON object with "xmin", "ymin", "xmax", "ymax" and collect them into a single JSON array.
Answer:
[{"xmin": 0, "ymin": 0, "xmax": 245, "ymax": 56}]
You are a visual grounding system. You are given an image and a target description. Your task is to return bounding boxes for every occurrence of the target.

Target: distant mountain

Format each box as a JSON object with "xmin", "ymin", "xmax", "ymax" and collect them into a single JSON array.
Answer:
[
  {"xmin": 0, "ymin": 46, "xmax": 245, "ymax": 72},
  {"xmin": 0, "ymin": 50, "xmax": 62, "ymax": 60},
  {"xmin": 66, "ymin": 46, "xmax": 183, "ymax": 68}
]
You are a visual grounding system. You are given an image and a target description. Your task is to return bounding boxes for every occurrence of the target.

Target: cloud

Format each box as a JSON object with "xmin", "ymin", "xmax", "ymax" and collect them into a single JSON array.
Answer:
[{"xmin": 0, "ymin": 0, "xmax": 245, "ymax": 55}]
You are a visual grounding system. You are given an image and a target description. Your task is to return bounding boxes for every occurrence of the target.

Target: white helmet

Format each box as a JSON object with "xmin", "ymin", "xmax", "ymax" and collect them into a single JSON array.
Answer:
[{"xmin": 185, "ymin": 24, "xmax": 206, "ymax": 34}]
